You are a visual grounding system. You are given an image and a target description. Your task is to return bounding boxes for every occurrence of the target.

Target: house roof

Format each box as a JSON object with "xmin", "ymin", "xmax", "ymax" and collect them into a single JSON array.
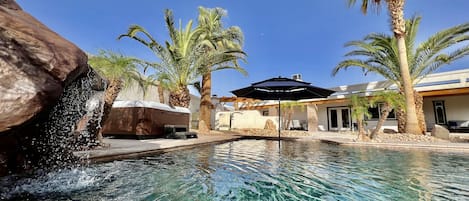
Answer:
[
  {"xmin": 227, "ymin": 68, "xmax": 469, "ymax": 109},
  {"xmin": 328, "ymin": 68, "xmax": 469, "ymax": 99}
]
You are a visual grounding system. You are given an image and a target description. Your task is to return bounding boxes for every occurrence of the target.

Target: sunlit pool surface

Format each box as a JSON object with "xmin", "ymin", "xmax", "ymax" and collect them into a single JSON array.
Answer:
[{"xmin": 1, "ymin": 140, "xmax": 468, "ymax": 200}]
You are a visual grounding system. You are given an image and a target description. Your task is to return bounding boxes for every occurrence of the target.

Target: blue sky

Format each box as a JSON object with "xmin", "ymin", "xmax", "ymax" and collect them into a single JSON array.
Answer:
[{"xmin": 16, "ymin": 0, "xmax": 469, "ymax": 97}]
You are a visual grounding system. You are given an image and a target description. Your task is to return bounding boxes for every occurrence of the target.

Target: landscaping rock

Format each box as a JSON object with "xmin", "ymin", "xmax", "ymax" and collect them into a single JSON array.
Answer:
[
  {"xmin": 0, "ymin": 0, "xmax": 88, "ymax": 132},
  {"xmin": 264, "ymin": 119, "xmax": 276, "ymax": 131},
  {"xmin": 0, "ymin": 1, "xmax": 104, "ymax": 176},
  {"xmin": 431, "ymin": 124, "xmax": 450, "ymax": 140}
]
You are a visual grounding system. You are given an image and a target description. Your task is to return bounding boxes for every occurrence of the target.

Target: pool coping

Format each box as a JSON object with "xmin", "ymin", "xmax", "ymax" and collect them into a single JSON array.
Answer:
[
  {"xmin": 320, "ymin": 139, "xmax": 469, "ymax": 153},
  {"xmin": 75, "ymin": 134, "xmax": 469, "ymax": 163},
  {"xmin": 74, "ymin": 135, "xmax": 242, "ymax": 163}
]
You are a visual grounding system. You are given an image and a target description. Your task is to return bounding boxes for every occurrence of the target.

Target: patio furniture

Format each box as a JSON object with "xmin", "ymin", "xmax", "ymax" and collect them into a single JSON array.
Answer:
[
  {"xmin": 164, "ymin": 124, "xmax": 198, "ymax": 139},
  {"xmin": 447, "ymin": 120, "xmax": 469, "ymax": 133},
  {"xmin": 289, "ymin": 120, "xmax": 303, "ymax": 130}
]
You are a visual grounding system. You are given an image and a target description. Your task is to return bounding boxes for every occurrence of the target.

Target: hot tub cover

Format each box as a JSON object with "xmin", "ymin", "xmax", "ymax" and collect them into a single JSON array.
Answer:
[{"xmin": 113, "ymin": 100, "xmax": 190, "ymax": 114}]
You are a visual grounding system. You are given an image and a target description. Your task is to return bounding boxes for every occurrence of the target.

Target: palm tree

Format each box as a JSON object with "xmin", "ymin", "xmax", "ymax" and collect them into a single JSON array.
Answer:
[
  {"xmin": 197, "ymin": 7, "xmax": 247, "ymax": 130},
  {"xmin": 350, "ymin": 94, "xmax": 371, "ymax": 141},
  {"xmin": 333, "ymin": 15, "xmax": 469, "ymax": 134},
  {"xmin": 88, "ymin": 50, "xmax": 152, "ymax": 141},
  {"xmin": 369, "ymin": 91, "xmax": 404, "ymax": 139},
  {"xmin": 280, "ymin": 101, "xmax": 304, "ymax": 130},
  {"xmin": 119, "ymin": 9, "xmax": 202, "ymax": 108},
  {"xmin": 347, "ymin": 0, "xmax": 420, "ymax": 134}
]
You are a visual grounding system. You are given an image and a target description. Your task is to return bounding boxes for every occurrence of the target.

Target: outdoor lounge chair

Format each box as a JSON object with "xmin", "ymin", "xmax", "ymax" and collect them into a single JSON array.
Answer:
[{"xmin": 448, "ymin": 120, "xmax": 469, "ymax": 133}]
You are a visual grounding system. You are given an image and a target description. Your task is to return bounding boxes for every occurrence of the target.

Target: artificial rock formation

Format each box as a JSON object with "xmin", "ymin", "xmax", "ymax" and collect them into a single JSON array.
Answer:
[
  {"xmin": 0, "ymin": 0, "xmax": 88, "ymax": 132},
  {"xmin": 0, "ymin": 0, "xmax": 104, "ymax": 176}
]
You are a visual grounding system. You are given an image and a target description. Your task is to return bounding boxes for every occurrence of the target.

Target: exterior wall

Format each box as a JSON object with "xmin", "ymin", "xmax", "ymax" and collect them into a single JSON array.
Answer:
[
  {"xmin": 214, "ymin": 110, "xmax": 278, "ymax": 130},
  {"xmin": 423, "ymin": 94, "xmax": 469, "ymax": 129},
  {"xmin": 289, "ymin": 106, "xmax": 307, "ymax": 124},
  {"xmin": 315, "ymin": 102, "xmax": 398, "ymax": 132},
  {"xmin": 268, "ymin": 107, "xmax": 278, "ymax": 116},
  {"xmin": 189, "ymin": 94, "xmax": 201, "ymax": 128},
  {"xmin": 117, "ymin": 83, "xmax": 161, "ymax": 102},
  {"xmin": 364, "ymin": 119, "xmax": 398, "ymax": 132},
  {"xmin": 317, "ymin": 102, "xmax": 351, "ymax": 131}
]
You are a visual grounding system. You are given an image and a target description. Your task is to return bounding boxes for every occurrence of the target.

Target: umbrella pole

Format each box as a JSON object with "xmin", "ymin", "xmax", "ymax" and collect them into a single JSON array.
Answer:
[{"xmin": 278, "ymin": 99, "xmax": 281, "ymax": 149}]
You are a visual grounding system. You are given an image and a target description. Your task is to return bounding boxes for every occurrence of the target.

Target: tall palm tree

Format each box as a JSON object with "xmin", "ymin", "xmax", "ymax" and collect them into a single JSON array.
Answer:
[
  {"xmin": 347, "ymin": 0, "xmax": 420, "ymax": 134},
  {"xmin": 88, "ymin": 50, "xmax": 152, "ymax": 141},
  {"xmin": 333, "ymin": 16, "xmax": 469, "ymax": 133},
  {"xmin": 197, "ymin": 7, "xmax": 247, "ymax": 130},
  {"xmin": 119, "ymin": 9, "xmax": 202, "ymax": 108}
]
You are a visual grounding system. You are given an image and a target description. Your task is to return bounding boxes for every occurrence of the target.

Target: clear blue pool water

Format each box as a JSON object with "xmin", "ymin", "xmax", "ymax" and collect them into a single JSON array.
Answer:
[{"xmin": 1, "ymin": 140, "xmax": 468, "ymax": 200}]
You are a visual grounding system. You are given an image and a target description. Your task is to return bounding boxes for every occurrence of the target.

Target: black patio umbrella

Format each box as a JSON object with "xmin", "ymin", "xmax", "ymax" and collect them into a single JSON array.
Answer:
[{"xmin": 231, "ymin": 77, "xmax": 335, "ymax": 141}]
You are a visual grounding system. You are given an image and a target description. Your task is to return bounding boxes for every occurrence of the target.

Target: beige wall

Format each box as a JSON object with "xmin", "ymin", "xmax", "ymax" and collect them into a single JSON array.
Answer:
[
  {"xmin": 117, "ymin": 83, "xmax": 161, "ymax": 102},
  {"xmin": 214, "ymin": 110, "xmax": 278, "ymax": 130},
  {"xmin": 364, "ymin": 119, "xmax": 398, "ymax": 132},
  {"xmin": 317, "ymin": 102, "xmax": 349, "ymax": 131},
  {"xmin": 423, "ymin": 94, "xmax": 469, "ymax": 129}
]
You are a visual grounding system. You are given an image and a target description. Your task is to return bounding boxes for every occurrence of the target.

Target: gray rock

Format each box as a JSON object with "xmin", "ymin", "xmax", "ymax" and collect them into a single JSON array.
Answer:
[{"xmin": 431, "ymin": 124, "xmax": 450, "ymax": 140}]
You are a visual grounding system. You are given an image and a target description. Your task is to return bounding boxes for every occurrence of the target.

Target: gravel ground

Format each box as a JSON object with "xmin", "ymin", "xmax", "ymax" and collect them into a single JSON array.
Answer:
[{"xmin": 203, "ymin": 128, "xmax": 456, "ymax": 143}]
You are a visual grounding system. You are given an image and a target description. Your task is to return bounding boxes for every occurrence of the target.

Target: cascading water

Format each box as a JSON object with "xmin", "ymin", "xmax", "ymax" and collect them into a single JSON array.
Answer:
[
  {"xmin": 0, "ymin": 67, "xmax": 109, "ymax": 200},
  {"xmin": 28, "ymin": 68, "xmax": 106, "ymax": 170}
]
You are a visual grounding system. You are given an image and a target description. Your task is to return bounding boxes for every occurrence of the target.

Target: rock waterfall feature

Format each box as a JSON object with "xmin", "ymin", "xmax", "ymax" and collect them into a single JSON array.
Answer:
[{"xmin": 0, "ymin": 0, "xmax": 106, "ymax": 176}]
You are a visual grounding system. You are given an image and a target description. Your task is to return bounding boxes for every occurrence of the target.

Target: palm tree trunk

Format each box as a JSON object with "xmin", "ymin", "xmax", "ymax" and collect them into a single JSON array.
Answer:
[
  {"xmin": 396, "ymin": 90, "xmax": 426, "ymax": 134},
  {"xmin": 286, "ymin": 109, "xmax": 293, "ymax": 130},
  {"xmin": 199, "ymin": 72, "xmax": 212, "ymax": 130},
  {"xmin": 387, "ymin": 0, "xmax": 421, "ymax": 134},
  {"xmin": 356, "ymin": 117, "xmax": 369, "ymax": 141},
  {"xmin": 307, "ymin": 104, "xmax": 318, "ymax": 132},
  {"xmin": 414, "ymin": 90, "xmax": 426, "ymax": 134},
  {"xmin": 98, "ymin": 79, "xmax": 123, "ymax": 142},
  {"xmin": 397, "ymin": 107, "xmax": 406, "ymax": 133},
  {"xmin": 370, "ymin": 104, "xmax": 391, "ymax": 139},
  {"xmin": 169, "ymin": 86, "xmax": 191, "ymax": 108}
]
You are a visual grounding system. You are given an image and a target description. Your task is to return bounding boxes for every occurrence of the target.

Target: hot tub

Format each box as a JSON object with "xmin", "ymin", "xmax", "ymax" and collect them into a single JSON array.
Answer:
[{"xmin": 101, "ymin": 100, "xmax": 190, "ymax": 139}]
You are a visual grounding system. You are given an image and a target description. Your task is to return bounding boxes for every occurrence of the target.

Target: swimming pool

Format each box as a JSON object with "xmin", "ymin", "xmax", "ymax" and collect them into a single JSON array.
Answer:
[{"xmin": 1, "ymin": 140, "xmax": 468, "ymax": 200}]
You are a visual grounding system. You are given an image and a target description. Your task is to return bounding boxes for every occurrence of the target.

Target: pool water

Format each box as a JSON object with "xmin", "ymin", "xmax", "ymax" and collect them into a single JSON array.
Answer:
[{"xmin": 1, "ymin": 140, "xmax": 468, "ymax": 200}]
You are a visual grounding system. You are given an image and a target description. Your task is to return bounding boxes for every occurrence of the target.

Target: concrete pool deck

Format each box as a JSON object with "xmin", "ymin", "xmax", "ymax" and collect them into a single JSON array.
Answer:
[
  {"xmin": 75, "ymin": 131, "xmax": 469, "ymax": 162},
  {"xmin": 74, "ymin": 134, "xmax": 242, "ymax": 162}
]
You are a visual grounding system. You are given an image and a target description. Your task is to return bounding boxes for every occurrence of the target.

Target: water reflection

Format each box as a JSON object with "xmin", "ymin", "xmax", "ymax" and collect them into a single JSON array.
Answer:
[{"xmin": 1, "ymin": 140, "xmax": 468, "ymax": 200}]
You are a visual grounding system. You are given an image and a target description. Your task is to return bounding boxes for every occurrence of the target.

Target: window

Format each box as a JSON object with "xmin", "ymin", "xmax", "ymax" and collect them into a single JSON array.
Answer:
[
  {"xmin": 330, "ymin": 109, "xmax": 338, "ymax": 128},
  {"xmin": 262, "ymin": 110, "xmax": 269, "ymax": 116},
  {"xmin": 367, "ymin": 103, "xmax": 396, "ymax": 120},
  {"xmin": 433, "ymin": 100, "xmax": 446, "ymax": 125}
]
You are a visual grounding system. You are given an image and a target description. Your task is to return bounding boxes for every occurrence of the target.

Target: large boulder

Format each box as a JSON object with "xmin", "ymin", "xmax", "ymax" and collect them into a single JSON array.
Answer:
[
  {"xmin": 0, "ymin": 1, "xmax": 103, "ymax": 176},
  {"xmin": 264, "ymin": 119, "xmax": 277, "ymax": 131},
  {"xmin": 431, "ymin": 124, "xmax": 450, "ymax": 140},
  {"xmin": 0, "ymin": 0, "xmax": 88, "ymax": 132}
]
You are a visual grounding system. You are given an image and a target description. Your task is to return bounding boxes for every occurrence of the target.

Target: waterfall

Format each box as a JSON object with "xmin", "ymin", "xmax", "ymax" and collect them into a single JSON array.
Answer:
[{"xmin": 28, "ymin": 68, "xmax": 106, "ymax": 169}]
